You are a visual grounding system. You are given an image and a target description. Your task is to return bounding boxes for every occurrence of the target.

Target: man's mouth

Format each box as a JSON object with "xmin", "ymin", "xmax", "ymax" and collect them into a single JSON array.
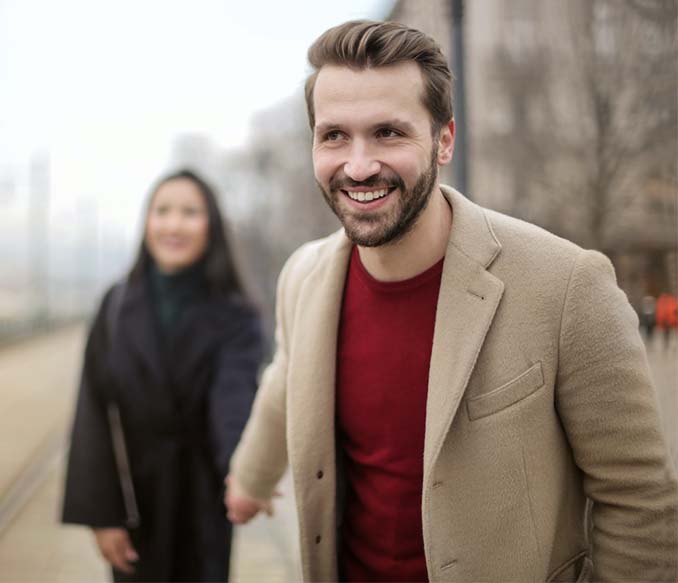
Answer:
[{"xmin": 341, "ymin": 187, "xmax": 395, "ymax": 203}]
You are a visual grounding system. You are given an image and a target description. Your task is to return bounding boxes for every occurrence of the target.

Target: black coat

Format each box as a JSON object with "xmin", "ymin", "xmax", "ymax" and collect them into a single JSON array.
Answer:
[{"xmin": 62, "ymin": 276, "xmax": 264, "ymax": 582}]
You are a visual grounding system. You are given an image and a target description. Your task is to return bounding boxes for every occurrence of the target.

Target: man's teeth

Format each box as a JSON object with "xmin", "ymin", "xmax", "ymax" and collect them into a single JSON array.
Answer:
[{"xmin": 346, "ymin": 188, "xmax": 389, "ymax": 202}]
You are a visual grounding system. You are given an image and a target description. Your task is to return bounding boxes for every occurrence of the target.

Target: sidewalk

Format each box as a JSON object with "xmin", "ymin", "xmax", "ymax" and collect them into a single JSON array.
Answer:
[
  {"xmin": 644, "ymin": 331, "xmax": 678, "ymax": 470},
  {"xmin": 0, "ymin": 458, "xmax": 300, "ymax": 582},
  {"xmin": 0, "ymin": 325, "xmax": 300, "ymax": 582},
  {"xmin": 0, "ymin": 325, "xmax": 84, "ymax": 498}
]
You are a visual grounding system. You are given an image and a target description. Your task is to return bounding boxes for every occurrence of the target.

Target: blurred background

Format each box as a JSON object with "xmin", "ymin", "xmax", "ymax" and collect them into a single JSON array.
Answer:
[{"xmin": 0, "ymin": 0, "xmax": 676, "ymax": 581}]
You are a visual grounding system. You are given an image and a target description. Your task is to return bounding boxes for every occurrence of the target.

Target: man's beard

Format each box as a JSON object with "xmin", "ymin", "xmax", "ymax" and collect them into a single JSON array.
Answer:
[{"xmin": 318, "ymin": 146, "xmax": 439, "ymax": 247}]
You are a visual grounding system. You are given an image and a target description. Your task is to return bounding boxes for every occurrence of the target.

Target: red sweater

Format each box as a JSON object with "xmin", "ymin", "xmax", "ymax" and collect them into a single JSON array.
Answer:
[{"xmin": 336, "ymin": 246, "xmax": 443, "ymax": 582}]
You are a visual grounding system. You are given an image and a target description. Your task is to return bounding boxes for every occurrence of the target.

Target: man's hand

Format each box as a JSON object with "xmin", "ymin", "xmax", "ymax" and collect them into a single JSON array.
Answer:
[
  {"xmin": 224, "ymin": 474, "xmax": 277, "ymax": 524},
  {"xmin": 93, "ymin": 527, "xmax": 138, "ymax": 574}
]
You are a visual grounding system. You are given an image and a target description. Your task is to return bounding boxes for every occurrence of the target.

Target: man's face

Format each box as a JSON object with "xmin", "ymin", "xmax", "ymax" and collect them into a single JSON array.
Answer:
[{"xmin": 312, "ymin": 62, "xmax": 451, "ymax": 247}]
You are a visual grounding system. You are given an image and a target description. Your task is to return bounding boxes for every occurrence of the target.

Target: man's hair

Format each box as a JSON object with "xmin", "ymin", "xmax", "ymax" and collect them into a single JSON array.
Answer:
[{"xmin": 305, "ymin": 20, "xmax": 453, "ymax": 133}]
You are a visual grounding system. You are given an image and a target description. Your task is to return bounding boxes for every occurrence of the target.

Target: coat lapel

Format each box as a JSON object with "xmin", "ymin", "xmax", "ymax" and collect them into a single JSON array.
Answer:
[
  {"xmin": 116, "ymin": 279, "xmax": 169, "ymax": 393},
  {"xmin": 168, "ymin": 297, "xmax": 238, "ymax": 406},
  {"xmin": 423, "ymin": 187, "xmax": 505, "ymax": 483},
  {"xmin": 287, "ymin": 233, "xmax": 352, "ymax": 501}
]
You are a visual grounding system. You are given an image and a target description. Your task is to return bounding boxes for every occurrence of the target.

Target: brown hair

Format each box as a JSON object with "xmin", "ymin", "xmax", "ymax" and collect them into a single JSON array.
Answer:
[{"xmin": 305, "ymin": 20, "xmax": 453, "ymax": 133}]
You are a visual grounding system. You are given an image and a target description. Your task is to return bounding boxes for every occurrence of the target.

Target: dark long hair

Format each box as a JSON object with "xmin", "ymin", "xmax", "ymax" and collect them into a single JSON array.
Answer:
[{"xmin": 128, "ymin": 169, "xmax": 246, "ymax": 298}]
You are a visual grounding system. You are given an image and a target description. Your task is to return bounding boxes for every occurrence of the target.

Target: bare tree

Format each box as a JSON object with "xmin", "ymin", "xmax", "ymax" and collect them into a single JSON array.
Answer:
[{"xmin": 481, "ymin": 0, "xmax": 677, "ymax": 252}]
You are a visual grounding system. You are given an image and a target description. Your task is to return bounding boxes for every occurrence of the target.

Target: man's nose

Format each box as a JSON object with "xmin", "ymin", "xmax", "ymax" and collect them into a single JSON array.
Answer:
[{"xmin": 344, "ymin": 141, "xmax": 381, "ymax": 182}]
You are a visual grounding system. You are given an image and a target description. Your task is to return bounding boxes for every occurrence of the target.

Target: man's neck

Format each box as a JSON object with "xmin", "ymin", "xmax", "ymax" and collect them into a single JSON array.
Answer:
[{"xmin": 357, "ymin": 186, "xmax": 452, "ymax": 282}]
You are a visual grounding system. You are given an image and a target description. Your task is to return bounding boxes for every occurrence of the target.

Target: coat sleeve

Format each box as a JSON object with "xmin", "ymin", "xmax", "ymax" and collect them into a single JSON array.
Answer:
[
  {"xmin": 228, "ymin": 257, "xmax": 295, "ymax": 500},
  {"xmin": 61, "ymin": 288, "xmax": 126, "ymax": 528},
  {"xmin": 556, "ymin": 249, "xmax": 678, "ymax": 580},
  {"xmin": 207, "ymin": 302, "xmax": 265, "ymax": 479}
]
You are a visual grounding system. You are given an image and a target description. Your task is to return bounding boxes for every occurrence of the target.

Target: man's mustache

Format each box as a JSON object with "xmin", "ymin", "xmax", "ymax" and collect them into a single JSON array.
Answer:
[{"xmin": 329, "ymin": 173, "xmax": 405, "ymax": 192}]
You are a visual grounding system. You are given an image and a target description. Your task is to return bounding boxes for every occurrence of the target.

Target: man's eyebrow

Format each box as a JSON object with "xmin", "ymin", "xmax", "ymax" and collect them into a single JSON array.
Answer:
[
  {"xmin": 315, "ymin": 119, "xmax": 417, "ymax": 134},
  {"xmin": 371, "ymin": 119, "xmax": 417, "ymax": 133},
  {"xmin": 314, "ymin": 123, "xmax": 342, "ymax": 135}
]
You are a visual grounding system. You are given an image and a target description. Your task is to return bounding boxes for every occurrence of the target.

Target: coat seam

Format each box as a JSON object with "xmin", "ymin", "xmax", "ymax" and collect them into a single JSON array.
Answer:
[{"xmin": 556, "ymin": 249, "xmax": 583, "ymax": 375}]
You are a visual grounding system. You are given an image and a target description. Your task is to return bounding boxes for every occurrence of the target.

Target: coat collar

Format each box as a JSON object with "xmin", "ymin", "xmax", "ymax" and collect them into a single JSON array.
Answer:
[
  {"xmin": 441, "ymin": 185, "xmax": 502, "ymax": 269},
  {"xmin": 115, "ymin": 276, "xmax": 238, "ymax": 403}
]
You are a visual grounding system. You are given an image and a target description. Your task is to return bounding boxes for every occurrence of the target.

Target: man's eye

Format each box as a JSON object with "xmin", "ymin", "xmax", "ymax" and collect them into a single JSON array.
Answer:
[
  {"xmin": 325, "ymin": 130, "xmax": 343, "ymax": 141},
  {"xmin": 376, "ymin": 128, "xmax": 399, "ymax": 138}
]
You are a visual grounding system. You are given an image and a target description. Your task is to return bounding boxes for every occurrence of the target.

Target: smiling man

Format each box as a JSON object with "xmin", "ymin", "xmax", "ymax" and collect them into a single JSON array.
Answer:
[{"xmin": 225, "ymin": 20, "xmax": 678, "ymax": 582}]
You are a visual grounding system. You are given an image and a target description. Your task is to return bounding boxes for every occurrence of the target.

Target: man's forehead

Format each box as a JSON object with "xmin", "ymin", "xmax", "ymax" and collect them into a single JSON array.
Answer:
[
  {"xmin": 313, "ymin": 62, "xmax": 428, "ymax": 126},
  {"xmin": 314, "ymin": 61, "xmax": 425, "ymax": 92}
]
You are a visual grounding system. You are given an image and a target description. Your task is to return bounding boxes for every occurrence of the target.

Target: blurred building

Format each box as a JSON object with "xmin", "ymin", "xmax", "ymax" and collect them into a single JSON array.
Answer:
[
  {"xmin": 0, "ymin": 149, "xmax": 133, "ymax": 341},
  {"xmin": 390, "ymin": 0, "xmax": 678, "ymax": 306}
]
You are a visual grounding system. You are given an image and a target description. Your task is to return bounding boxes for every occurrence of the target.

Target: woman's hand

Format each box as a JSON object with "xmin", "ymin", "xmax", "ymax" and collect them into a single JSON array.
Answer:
[{"xmin": 93, "ymin": 528, "xmax": 138, "ymax": 574}]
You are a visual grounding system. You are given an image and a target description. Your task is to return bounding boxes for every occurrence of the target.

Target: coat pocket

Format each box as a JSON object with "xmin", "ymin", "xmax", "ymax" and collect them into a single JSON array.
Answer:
[
  {"xmin": 545, "ymin": 550, "xmax": 592, "ymax": 582},
  {"xmin": 466, "ymin": 362, "xmax": 544, "ymax": 420}
]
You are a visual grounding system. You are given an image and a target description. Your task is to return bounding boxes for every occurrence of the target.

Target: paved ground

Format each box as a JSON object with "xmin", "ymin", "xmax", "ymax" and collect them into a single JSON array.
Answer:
[
  {"xmin": 0, "ymin": 457, "xmax": 300, "ymax": 583},
  {"xmin": 0, "ymin": 324, "xmax": 675, "ymax": 582},
  {"xmin": 0, "ymin": 326, "xmax": 83, "ymax": 497},
  {"xmin": 644, "ymin": 331, "xmax": 678, "ymax": 470},
  {"xmin": 0, "ymin": 324, "xmax": 300, "ymax": 583}
]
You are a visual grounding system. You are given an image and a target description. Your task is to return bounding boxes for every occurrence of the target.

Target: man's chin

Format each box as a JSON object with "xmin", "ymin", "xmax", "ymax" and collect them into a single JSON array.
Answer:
[{"xmin": 342, "ymin": 222, "xmax": 396, "ymax": 248}]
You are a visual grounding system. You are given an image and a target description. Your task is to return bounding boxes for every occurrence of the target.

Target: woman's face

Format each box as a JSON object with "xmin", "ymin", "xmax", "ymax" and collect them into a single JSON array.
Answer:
[{"xmin": 145, "ymin": 177, "xmax": 210, "ymax": 274}]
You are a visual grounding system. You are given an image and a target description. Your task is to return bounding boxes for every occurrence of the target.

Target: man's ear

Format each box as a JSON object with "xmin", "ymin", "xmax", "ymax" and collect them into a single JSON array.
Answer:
[{"xmin": 437, "ymin": 119, "xmax": 455, "ymax": 166}]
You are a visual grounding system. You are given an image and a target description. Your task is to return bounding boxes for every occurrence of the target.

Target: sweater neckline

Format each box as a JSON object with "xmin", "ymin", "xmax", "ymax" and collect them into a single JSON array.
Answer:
[{"xmin": 350, "ymin": 246, "xmax": 445, "ymax": 293}]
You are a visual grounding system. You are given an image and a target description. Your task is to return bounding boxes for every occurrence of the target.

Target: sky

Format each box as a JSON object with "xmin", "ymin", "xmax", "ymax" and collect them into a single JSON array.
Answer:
[{"xmin": 0, "ymin": 0, "xmax": 394, "ymax": 270}]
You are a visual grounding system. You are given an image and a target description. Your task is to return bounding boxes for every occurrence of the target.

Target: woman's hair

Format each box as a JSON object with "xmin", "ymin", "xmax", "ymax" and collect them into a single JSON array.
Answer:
[
  {"xmin": 304, "ymin": 20, "xmax": 453, "ymax": 133},
  {"xmin": 128, "ymin": 169, "xmax": 247, "ymax": 298}
]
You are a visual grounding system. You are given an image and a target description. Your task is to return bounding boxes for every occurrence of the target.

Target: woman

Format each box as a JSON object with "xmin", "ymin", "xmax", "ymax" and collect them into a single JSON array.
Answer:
[{"xmin": 62, "ymin": 170, "xmax": 264, "ymax": 582}]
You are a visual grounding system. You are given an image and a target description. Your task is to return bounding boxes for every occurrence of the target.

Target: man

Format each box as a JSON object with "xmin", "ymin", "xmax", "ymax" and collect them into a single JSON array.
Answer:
[{"xmin": 225, "ymin": 20, "xmax": 678, "ymax": 582}]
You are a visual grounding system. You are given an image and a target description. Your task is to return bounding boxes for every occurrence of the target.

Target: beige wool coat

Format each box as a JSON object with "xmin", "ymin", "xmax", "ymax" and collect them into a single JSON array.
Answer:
[{"xmin": 231, "ymin": 186, "xmax": 678, "ymax": 582}]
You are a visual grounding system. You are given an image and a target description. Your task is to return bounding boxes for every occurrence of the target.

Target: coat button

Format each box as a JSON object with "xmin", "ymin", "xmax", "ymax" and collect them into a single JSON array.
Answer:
[
  {"xmin": 316, "ymin": 470, "xmax": 324, "ymax": 479},
  {"xmin": 315, "ymin": 535, "xmax": 322, "ymax": 544}
]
